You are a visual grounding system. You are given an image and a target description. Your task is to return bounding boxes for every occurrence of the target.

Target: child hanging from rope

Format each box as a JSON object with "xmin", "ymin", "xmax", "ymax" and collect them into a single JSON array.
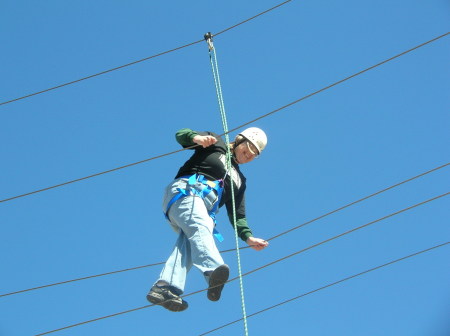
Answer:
[{"xmin": 147, "ymin": 127, "xmax": 269, "ymax": 311}]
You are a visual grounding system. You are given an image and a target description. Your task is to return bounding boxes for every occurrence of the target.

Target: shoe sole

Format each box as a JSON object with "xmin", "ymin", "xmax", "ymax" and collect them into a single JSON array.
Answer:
[
  {"xmin": 207, "ymin": 264, "xmax": 230, "ymax": 301},
  {"xmin": 147, "ymin": 292, "xmax": 188, "ymax": 312}
]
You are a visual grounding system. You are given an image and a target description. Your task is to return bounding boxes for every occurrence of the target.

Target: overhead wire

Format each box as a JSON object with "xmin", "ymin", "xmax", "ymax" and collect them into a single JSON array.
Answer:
[
  {"xmin": 266, "ymin": 161, "xmax": 450, "ymax": 242},
  {"xmin": 33, "ymin": 191, "xmax": 449, "ymax": 335},
  {"xmin": 231, "ymin": 191, "xmax": 450, "ymax": 279},
  {"xmin": 199, "ymin": 241, "xmax": 450, "ymax": 335},
  {"xmin": 0, "ymin": 0, "xmax": 292, "ymax": 107},
  {"xmin": 0, "ymin": 39, "xmax": 202, "ymax": 107},
  {"xmin": 213, "ymin": 0, "xmax": 292, "ymax": 37},
  {"xmin": 222, "ymin": 31, "xmax": 450, "ymax": 132},
  {"xmin": 0, "ymin": 146, "xmax": 189, "ymax": 203},
  {"xmin": 0, "ymin": 261, "xmax": 165, "ymax": 298},
  {"xmin": 1, "ymin": 32, "xmax": 448, "ymax": 205},
  {"xmin": 1, "ymin": 162, "xmax": 448, "ymax": 298},
  {"xmin": 1, "ymin": 3, "xmax": 445, "ymax": 335}
]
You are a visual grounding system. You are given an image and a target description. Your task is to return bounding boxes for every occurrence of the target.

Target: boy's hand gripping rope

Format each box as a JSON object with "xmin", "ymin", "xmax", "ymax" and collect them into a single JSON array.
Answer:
[{"xmin": 204, "ymin": 32, "xmax": 250, "ymax": 336}]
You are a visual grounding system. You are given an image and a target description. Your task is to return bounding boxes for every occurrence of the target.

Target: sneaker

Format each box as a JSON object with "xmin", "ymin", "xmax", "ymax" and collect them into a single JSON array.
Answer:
[
  {"xmin": 207, "ymin": 264, "xmax": 230, "ymax": 301},
  {"xmin": 146, "ymin": 285, "xmax": 188, "ymax": 312}
]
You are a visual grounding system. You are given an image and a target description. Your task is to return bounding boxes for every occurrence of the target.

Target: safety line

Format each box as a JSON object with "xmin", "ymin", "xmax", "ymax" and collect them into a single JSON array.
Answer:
[
  {"xmin": 0, "ymin": 1, "xmax": 292, "ymax": 107},
  {"xmin": 2, "ymin": 162, "xmax": 448, "ymax": 298},
  {"xmin": 33, "ymin": 191, "xmax": 449, "ymax": 335},
  {"xmin": 199, "ymin": 241, "xmax": 450, "ymax": 335},
  {"xmin": 206, "ymin": 33, "xmax": 250, "ymax": 335},
  {"xmin": 1, "ymin": 32, "xmax": 447, "ymax": 204}
]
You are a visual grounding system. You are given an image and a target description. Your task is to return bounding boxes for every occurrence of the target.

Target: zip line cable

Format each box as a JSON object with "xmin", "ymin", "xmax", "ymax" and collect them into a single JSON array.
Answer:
[
  {"xmin": 0, "ymin": 39, "xmax": 201, "ymax": 107},
  {"xmin": 199, "ymin": 241, "xmax": 450, "ymax": 336},
  {"xmin": 206, "ymin": 32, "xmax": 249, "ymax": 336},
  {"xmin": 0, "ymin": 261, "xmax": 165, "ymax": 298},
  {"xmin": 0, "ymin": 147, "xmax": 188, "ymax": 203},
  {"xmin": 213, "ymin": 0, "xmax": 292, "ymax": 37},
  {"xmin": 265, "ymin": 162, "xmax": 450, "ymax": 242},
  {"xmin": 1, "ymin": 162, "xmax": 448, "ymax": 298},
  {"xmin": 1, "ymin": 4, "xmax": 444, "ymax": 333},
  {"xmin": 0, "ymin": 0, "xmax": 292, "ymax": 107},
  {"xmin": 1, "ymin": 32, "xmax": 447, "ymax": 205},
  {"xmin": 232, "ymin": 191, "xmax": 449, "ymax": 280},
  {"xmin": 222, "ymin": 31, "xmax": 450, "ymax": 133},
  {"xmin": 33, "ymin": 191, "xmax": 449, "ymax": 335}
]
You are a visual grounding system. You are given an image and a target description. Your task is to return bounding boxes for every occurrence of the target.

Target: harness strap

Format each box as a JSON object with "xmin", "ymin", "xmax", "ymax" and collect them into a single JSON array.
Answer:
[{"xmin": 164, "ymin": 174, "xmax": 224, "ymax": 242}]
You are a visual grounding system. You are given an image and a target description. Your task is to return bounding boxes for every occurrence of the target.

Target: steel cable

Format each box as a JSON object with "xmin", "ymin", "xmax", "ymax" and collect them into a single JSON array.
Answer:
[
  {"xmin": 32, "ymin": 191, "xmax": 449, "ymax": 335},
  {"xmin": 199, "ymin": 241, "xmax": 450, "ymax": 335},
  {"xmin": 1, "ymin": 32, "xmax": 447, "ymax": 204},
  {"xmin": 0, "ymin": 1, "xmax": 292, "ymax": 107},
  {"xmin": 1, "ymin": 162, "xmax": 447, "ymax": 298}
]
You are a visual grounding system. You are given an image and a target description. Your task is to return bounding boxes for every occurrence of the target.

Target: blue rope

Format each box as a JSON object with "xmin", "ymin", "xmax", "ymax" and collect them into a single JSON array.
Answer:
[{"xmin": 206, "ymin": 34, "xmax": 250, "ymax": 336}]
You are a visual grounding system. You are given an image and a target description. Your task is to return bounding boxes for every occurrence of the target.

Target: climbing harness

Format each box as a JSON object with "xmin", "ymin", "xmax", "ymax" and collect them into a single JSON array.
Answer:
[
  {"xmin": 204, "ymin": 32, "xmax": 250, "ymax": 336},
  {"xmin": 164, "ymin": 173, "xmax": 224, "ymax": 242}
]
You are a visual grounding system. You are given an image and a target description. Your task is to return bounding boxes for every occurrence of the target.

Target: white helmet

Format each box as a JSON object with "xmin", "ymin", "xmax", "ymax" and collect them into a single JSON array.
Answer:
[{"xmin": 238, "ymin": 127, "xmax": 267, "ymax": 155}]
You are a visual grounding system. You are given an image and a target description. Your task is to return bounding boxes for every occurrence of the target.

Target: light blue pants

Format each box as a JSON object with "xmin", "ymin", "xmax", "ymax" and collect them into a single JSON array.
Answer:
[{"xmin": 156, "ymin": 177, "xmax": 224, "ymax": 294}]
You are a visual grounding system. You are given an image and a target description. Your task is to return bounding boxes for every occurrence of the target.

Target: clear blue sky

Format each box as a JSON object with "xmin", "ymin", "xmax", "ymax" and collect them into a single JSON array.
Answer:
[{"xmin": 1, "ymin": 1, "xmax": 449, "ymax": 335}]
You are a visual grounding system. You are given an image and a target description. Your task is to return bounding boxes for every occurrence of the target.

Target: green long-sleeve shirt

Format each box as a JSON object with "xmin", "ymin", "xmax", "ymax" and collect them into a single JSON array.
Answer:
[{"xmin": 174, "ymin": 128, "xmax": 253, "ymax": 242}]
